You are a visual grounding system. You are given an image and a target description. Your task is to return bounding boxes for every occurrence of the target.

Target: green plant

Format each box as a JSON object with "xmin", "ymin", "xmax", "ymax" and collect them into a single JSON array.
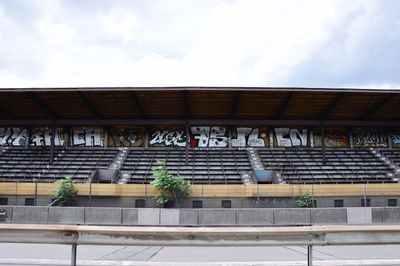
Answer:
[
  {"xmin": 295, "ymin": 191, "xmax": 313, "ymax": 208},
  {"xmin": 52, "ymin": 176, "xmax": 78, "ymax": 206},
  {"xmin": 151, "ymin": 160, "xmax": 191, "ymax": 208}
]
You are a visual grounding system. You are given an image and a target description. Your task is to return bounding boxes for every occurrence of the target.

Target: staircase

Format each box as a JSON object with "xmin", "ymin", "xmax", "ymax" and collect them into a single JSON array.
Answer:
[
  {"xmin": 247, "ymin": 148, "xmax": 279, "ymax": 183},
  {"xmin": 369, "ymin": 148, "xmax": 399, "ymax": 182}
]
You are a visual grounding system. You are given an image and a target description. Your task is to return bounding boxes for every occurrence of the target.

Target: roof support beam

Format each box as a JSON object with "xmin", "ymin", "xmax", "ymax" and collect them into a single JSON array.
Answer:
[
  {"xmin": 0, "ymin": 105, "xmax": 16, "ymax": 119},
  {"xmin": 1, "ymin": 119, "xmax": 400, "ymax": 127},
  {"xmin": 26, "ymin": 92, "xmax": 60, "ymax": 119},
  {"xmin": 275, "ymin": 92, "xmax": 294, "ymax": 119},
  {"xmin": 181, "ymin": 91, "xmax": 191, "ymax": 118},
  {"xmin": 359, "ymin": 94, "xmax": 396, "ymax": 120},
  {"xmin": 318, "ymin": 92, "xmax": 345, "ymax": 120},
  {"xmin": 130, "ymin": 92, "xmax": 145, "ymax": 118},
  {"xmin": 229, "ymin": 91, "xmax": 240, "ymax": 119},
  {"xmin": 77, "ymin": 92, "xmax": 103, "ymax": 119}
]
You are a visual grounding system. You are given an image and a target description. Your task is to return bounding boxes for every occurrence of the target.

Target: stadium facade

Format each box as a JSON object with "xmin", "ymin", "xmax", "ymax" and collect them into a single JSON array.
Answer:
[{"xmin": 0, "ymin": 87, "xmax": 400, "ymax": 208}]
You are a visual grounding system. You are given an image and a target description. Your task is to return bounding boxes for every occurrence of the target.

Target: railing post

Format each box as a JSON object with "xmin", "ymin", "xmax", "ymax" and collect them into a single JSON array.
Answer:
[
  {"xmin": 71, "ymin": 244, "xmax": 77, "ymax": 266},
  {"xmin": 307, "ymin": 245, "xmax": 313, "ymax": 266}
]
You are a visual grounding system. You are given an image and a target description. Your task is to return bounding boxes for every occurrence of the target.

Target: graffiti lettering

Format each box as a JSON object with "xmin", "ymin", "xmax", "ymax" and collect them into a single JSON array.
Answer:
[
  {"xmin": 0, "ymin": 127, "xmax": 28, "ymax": 146},
  {"xmin": 108, "ymin": 127, "xmax": 144, "ymax": 147},
  {"xmin": 231, "ymin": 128, "xmax": 267, "ymax": 147},
  {"xmin": 149, "ymin": 129, "xmax": 186, "ymax": 147},
  {"xmin": 190, "ymin": 126, "xmax": 228, "ymax": 148},
  {"xmin": 352, "ymin": 129, "xmax": 387, "ymax": 147},
  {"xmin": 72, "ymin": 128, "xmax": 103, "ymax": 146},
  {"xmin": 29, "ymin": 128, "xmax": 64, "ymax": 146},
  {"xmin": 274, "ymin": 128, "xmax": 308, "ymax": 147}
]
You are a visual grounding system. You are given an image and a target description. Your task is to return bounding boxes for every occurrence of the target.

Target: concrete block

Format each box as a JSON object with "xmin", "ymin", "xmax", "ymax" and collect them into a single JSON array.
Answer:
[
  {"xmin": 122, "ymin": 208, "xmax": 138, "ymax": 225},
  {"xmin": 12, "ymin": 206, "xmax": 49, "ymax": 223},
  {"xmin": 0, "ymin": 206, "xmax": 13, "ymax": 222},
  {"xmin": 138, "ymin": 208, "xmax": 160, "ymax": 225},
  {"xmin": 372, "ymin": 208, "xmax": 383, "ymax": 224},
  {"xmin": 311, "ymin": 208, "xmax": 347, "ymax": 224},
  {"xmin": 179, "ymin": 209, "xmax": 198, "ymax": 225},
  {"xmin": 198, "ymin": 209, "xmax": 236, "ymax": 225},
  {"xmin": 347, "ymin": 207, "xmax": 372, "ymax": 224},
  {"xmin": 236, "ymin": 209, "xmax": 273, "ymax": 225},
  {"xmin": 84, "ymin": 207, "xmax": 122, "ymax": 225},
  {"xmin": 381, "ymin": 208, "xmax": 400, "ymax": 224},
  {"xmin": 48, "ymin": 207, "xmax": 84, "ymax": 224},
  {"xmin": 274, "ymin": 208, "xmax": 311, "ymax": 225},
  {"xmin": 160, "ymin": 209, "xmax": 179, "ymax": 225}
]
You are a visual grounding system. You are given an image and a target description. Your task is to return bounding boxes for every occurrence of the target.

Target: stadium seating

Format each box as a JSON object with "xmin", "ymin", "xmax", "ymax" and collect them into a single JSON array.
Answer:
[
  {"xmin": 120, "ymin": 148, "xmax": 251, "ymax": 184},
  {"xmin": 0, "ymin": 147, "xmax": 118, "ymax": 182},
  {"xmin": 258, "ymin": 148, "xmax": 394, "ymax": 184}
]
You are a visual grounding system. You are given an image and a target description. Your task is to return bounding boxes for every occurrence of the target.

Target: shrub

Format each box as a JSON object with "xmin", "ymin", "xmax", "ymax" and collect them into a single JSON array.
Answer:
[
  {"xmin": 295, "ymin": 191, "xmax": 313, "ymax": 208},
  {"xmin": 151, "ymin": 160, "xmax": 191, "ymax": 208},
  {"xmin": 52, "ymin": 176, "xmax": 78, "ymax": 206}
]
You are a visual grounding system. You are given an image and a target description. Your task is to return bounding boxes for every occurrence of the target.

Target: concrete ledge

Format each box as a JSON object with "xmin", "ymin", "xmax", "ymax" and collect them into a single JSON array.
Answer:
[
  {"xmin": 236, "ymin": 209, "xmax": 273, "ymax": 225},
  {"xmin": 138, "ymin": 208, "xmax": 160, "ymax": 225},
  {"xmin": 12, "ymin": 206, "xmax": 49, "ymax": 223},
  {"xmin": 372, "ymin": 208, "xmax": 383, "ymax": 224},
  {"xmin": 381, "ymin": 208, "xmax": 400, "ymax": 224},
  {"xmin": 160, "ymin": 209, "xmax": 179, "ymax": 225},
  {"xmin": 347, "ymin": 207, "xmax": 372, "ymax": 224},
  {"xmin": 311, "ymin": 208, "xmax": 347, "ymax": 224},
  {"xmin": 179, "ymin": 209, "xmax": 198, "ymax": 225},
  {"xmin": 48, "ymin": 207, "xmax": 85, "ymax": 224},
  {"xmin": 198, "ymin": 209, "xmax": 236, "ymax": 225},
  {"xmin": 84, "ymin": 208, "xmax": 122, "ymax": 225},
  {"xmin": 274, "ymin": 208, "xmax": 311, "ymax": 225},
  {"xmin": 122, "ymin": 208, "xmax": 138, "ymax": 225}
]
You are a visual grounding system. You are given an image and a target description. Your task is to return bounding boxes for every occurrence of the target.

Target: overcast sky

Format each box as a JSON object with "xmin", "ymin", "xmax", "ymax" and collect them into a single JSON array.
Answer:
[{"xmin": 0, "ymin": 0, "xmax": 399, "ymax": 88}]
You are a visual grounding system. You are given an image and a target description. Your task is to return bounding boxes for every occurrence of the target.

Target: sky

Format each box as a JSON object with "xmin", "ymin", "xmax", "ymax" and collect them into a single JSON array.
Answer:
[{"xmin": 0, "ymin": 0, "xmax": 399, "ymax": 88}]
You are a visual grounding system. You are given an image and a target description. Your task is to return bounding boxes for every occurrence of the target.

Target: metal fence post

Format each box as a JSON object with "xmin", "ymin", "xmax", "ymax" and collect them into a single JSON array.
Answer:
[
  {"xmin": 71, "ymin": 244, "xmax": 77, "ymax": 266},
  {"xmin": 307, "ymin": 245, "xmax": 313, "ymax": 266}
]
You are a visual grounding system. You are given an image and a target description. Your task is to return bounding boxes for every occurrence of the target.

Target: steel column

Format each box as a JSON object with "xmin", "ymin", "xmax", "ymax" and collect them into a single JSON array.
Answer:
[
  {"xmin": 71, "ymin": 244, "xmax": 77, "ymax": 266},
  {"xmin": 185, "ymin": 123, "xmax": 189, "ymax": 165},
  {"xmin": 321, "ymin": 125, "xmax": 326, "ymax": 165},
  {"xmin": 49, "ymin": 124, "xmax": 55, "ymax": 165},
  {"xmin": 307, "ymin": 245, "xmax": 313, "ymax": 266}
]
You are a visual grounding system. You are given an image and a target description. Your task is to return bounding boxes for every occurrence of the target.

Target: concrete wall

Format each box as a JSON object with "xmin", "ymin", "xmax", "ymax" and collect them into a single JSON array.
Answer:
[{"xmin": 1, "ymin": 206, "xmax": 400, "ymax": 226}]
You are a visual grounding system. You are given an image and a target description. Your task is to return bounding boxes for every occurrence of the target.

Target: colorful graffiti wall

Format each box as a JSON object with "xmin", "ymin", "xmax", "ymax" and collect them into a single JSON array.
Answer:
[
  {"xmin": 29, "ymin": 127, "xmax": 65, "ymax": 146},
  {"xmin": 108, "ymin": 126, "xmax": 145, "ymax": 147},
  {"xmin": 314, "ymin": 129, "xmax": 349, "ymax": 148},
  {"xmin": 231, "ymin": 127, "xmax": 269, "ymax": 147},
  {"xmin": 0, "ymin": 127, "xmax": 28, "ymax": 146},
  {"xmin": 351, "ymin": 128, "xmax": 388, "ymax": 148},
  {"xmin": 70, "ymin": 127, "xmax": 104, "ymax": 147},
  {"xmin": 273, "ymin": 128, "xmax": 312, "ymax": 147},
  {"xmin": 149, "ymin": 127, "xmax": 186, "ymax": 147}
]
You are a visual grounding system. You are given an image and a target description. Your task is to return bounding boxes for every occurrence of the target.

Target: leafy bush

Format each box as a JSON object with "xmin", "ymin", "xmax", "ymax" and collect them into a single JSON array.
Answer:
[
  {"xmin": 52, "ymin": 176, "xmax": 78, "ymax": 206},
  {"xmin": 151, "ymin": 160, "xmax": 191, "ymax": 208},
  {"xmin": 295, "ymin": 192, "xmax": 313, "ymax": 208}
]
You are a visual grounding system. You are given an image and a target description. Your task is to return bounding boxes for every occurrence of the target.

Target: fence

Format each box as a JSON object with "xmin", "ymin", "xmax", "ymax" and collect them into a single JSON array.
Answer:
[{"xmin": 1, "ymin": 223, "xmax": 400, "ymax": 266}]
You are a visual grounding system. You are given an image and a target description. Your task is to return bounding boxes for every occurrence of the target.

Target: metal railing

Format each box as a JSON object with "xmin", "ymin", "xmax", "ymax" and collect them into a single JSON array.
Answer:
[{"xmin": 1, "ymin": 224, "xmax": 400, "ymax": 266}]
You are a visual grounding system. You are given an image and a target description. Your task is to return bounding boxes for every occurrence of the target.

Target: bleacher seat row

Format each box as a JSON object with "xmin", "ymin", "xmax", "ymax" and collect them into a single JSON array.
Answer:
[{"xmin": 0, "ymin": 147, "xmax": 398, "ymax": 184}]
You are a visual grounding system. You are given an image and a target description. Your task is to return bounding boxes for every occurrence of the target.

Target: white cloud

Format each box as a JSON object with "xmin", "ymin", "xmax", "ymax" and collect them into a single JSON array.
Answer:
[{"xmin": 0, "ymin": 0, "xmax": 399, "ymax": 88}]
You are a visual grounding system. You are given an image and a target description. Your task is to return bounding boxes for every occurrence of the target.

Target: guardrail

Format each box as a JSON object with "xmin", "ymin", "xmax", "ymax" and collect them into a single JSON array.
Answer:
[{"xmin": 1, "ymin": 224, "xmax": 400, "ymax": 266}]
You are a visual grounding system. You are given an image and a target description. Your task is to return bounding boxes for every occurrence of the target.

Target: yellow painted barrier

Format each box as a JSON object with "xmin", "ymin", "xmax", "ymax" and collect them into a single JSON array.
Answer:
[{"xmin": 1, "ymin": 182, "xmax": 400, "ymax": 198}]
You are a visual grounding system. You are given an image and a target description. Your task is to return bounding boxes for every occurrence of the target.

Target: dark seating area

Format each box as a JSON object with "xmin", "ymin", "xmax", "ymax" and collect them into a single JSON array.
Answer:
[
  {"xmin": 120, "ymin": 148, "xmax": 251, "ymax": 184},
  {"xmin": 258, "ymin": 148, "xmax": 395, "ymax": 184},
  {"xmin": 0, "ymin": 147, "xmax": 118, "ymax": 182}
]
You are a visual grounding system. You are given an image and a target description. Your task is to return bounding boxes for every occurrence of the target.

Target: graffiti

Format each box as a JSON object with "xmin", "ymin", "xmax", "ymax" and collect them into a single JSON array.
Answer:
[
  {"xmin": 274, "ymin": 128, "xmax": 309, "ymax": 147},
  {"xmin": 190, "ymin": 126, "xmax": 228, "ymax": 148},
  {"xmin": 71, "ymin": 127, "xmax": 103, "ymax": 146},
  {"xmin": 352, "ymin": 129, "xmax": 387, "ymax": 147},
  {"xmin": 0, "ymin": 127, "xmax": 28, "ymax": 146},
  {"xmin": 149, "ymin": 128, "xmax": 186, "ymax": 147},
  {"xmin": 231, "ymin": 128, "xmax": 269, "ymax": 147},
  {"xmin": 314, "ymin": 130, "xmax": 349, "ymax": 148},
  {"xmin": 108, "ymin": 127, "xmax": 144, "ymax": 147},
  {"xmin": 390, "ymin": 134, "xmax": 400, "ymax": 148},
  {"xmin": 29, "ymin": 128, "xmax": 65, "ymax": 146}
]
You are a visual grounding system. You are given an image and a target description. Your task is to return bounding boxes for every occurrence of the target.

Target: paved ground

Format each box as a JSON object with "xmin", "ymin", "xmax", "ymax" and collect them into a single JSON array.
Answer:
[{"xmin": 0, "ymin": 243, "xmax": 400, "ymax": 265}]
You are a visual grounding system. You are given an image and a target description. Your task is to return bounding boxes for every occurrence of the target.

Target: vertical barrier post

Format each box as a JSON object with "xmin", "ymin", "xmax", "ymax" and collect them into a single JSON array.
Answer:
[
  {"xmin": 185, "ymin": 123, "xmax": 189, "ymax": 165},
  {"xmin": 71, "ymin": 244, "xmax": 77, "ymax": 266},
  {"xmin": 321, "ymin": 124, "xmax": 326, "ymax": 165},
  {"xmin": 307, "ymin": 245, "xmax": 313, "ymax": 266},
  {"xmin": 49, "ymin": 123, "xmax": 56, "ymax": 165}
]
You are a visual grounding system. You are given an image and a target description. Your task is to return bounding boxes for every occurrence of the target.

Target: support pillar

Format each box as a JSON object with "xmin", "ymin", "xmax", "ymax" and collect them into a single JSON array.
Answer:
[
  {"xmin": 307, "ymin": 245, "xmax": 313, "ymax": 266},
  {"xmin": 185, "ymin": 123, "xmax": 189, "ymax": 165},
  {"xmin": 321, "ymin": 124, "xmax": 326, "ymax": 165},
  {"xmin": 71, "ymin": 244, "xmax": 77, "ymax": 266},
  {"xmin": 49, "ymin": 124, "xmax": 56, "ymax": 165}
]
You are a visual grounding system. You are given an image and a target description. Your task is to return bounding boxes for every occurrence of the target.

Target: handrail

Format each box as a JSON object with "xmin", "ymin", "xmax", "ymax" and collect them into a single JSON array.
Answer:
[{"xmin": 1, "ymin": 224, "xmax": 400, "ymax": 265}]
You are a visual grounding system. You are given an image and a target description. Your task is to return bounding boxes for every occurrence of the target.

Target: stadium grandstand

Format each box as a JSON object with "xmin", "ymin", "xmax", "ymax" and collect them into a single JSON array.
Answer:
[{"xmin": 0, "ymin": 86, "xmax": 400, "ymax": 208}]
